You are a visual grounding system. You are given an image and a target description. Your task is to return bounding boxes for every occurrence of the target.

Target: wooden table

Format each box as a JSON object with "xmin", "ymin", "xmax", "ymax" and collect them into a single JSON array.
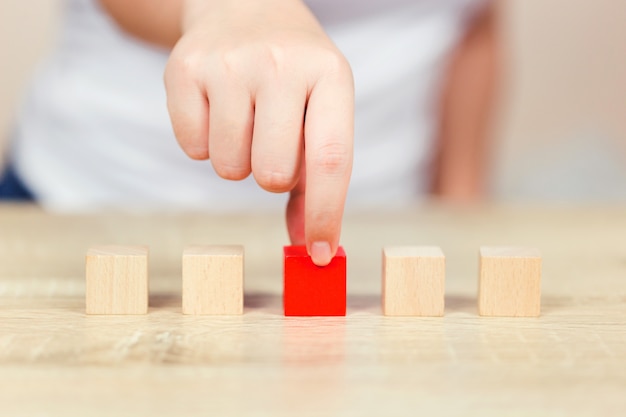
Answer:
[{"xmin": 1, "ymin": 203, "xmax": 625, "ymax": 416}]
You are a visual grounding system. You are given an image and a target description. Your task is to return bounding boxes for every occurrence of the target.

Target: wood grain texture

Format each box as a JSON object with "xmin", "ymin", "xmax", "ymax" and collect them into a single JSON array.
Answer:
[
  {"xmin": 1, "ymin": 203, "xmax": 625, "ymax": 416},
  {"xmin": 382, "ymin": 246, "xmax": 445, "ymax": 316},
  {"xmin": 85, "ymin": 245, "xmax": 148, "ymax": 315},
  {"xmin": 182, "ymin": 245, "xmax": 243, "ymax": 315},
  {"xmin": 479, "ymin": 247, "xmax": 541, "ymax": 317}
]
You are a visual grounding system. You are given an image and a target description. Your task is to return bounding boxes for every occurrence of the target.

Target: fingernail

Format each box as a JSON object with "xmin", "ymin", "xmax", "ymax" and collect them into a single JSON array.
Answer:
[{"xmin": 311, "ymin": 241, "xmax": 332, "ymax": 266}]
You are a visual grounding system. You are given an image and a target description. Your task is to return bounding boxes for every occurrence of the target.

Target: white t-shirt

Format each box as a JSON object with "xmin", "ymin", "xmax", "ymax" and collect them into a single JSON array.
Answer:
[{"xmin": 12, "ymin": 0, "xmax": 486, "ymax": 211}]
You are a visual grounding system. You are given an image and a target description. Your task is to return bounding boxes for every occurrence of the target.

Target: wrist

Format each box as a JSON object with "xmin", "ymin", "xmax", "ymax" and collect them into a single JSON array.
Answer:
[
  {"xmin": 180, "ymin": 0, "xmax": 317, "ymax": 35},
  {"xmin": 180, "ymin": 0, "xmax": 210, "ymax": 34}
]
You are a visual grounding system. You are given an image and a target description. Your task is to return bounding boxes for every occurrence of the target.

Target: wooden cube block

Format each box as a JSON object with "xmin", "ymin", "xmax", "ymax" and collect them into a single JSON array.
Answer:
[
  {"xmin": 382, "ymin": 246, "xmax": 445, "ymax": 316},
  {"xmin": 284, "ymin": 245, "xmax": 346, "ymax": 316},
  {"xmin": 478, "ymin": 247, "xmax": 542, "ymax": 317},
  {"xmin": 182, "ymin": 245, "xmax": 244, "ymax": 315},
  {"xmin": 86, "ymin": 245, "xmax": 149, "ymax": 315}
]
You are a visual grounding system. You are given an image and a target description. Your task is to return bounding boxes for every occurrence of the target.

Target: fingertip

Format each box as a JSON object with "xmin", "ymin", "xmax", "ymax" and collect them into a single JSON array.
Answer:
[
  {"xmin": 184, "ymin": 145, "xmax": 210, "ymax": 160},
  {"xmin": 310, "ymin": 241, "xmax": 332, "ymax": 266}
]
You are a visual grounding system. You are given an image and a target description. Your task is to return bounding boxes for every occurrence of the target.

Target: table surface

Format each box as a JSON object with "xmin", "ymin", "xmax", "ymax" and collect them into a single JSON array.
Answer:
[{"xmin": 1, "ymin": 203, "xmax": 625, "ymax": 416}]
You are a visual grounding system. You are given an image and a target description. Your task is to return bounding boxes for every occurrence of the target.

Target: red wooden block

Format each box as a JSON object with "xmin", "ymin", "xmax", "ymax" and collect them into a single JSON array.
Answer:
[{"xmin": 284, "ymin": 245, "xmax": 347, "ymax": 316}]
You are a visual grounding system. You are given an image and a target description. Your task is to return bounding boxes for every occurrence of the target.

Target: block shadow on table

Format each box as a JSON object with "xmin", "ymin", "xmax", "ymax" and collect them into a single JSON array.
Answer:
[
  {"xmin": 445, "ymin": 294, "xmax": 476, "ymax": 314},
  {"xmin": 347, "ymin": 293, "xmax": 478, "ymax": 316},
  {"xmin": 146, "ymin": 292, "xmax": 562, "ymax": 316}
]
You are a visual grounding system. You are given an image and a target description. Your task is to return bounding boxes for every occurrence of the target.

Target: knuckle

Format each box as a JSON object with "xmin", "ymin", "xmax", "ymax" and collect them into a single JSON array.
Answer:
[
  {"xmin": 165, "ymin": 51, "xmax": 202, "ymax": 84},
  {"xmin": 309, "ymin": 208, "xmax": 338, "ymax": 227},
  {"xmin": 310, "ymin": 142, "xmax": 352, "ymax": 177},
  {"xmin": 218, "ymin": 47, "xmax": 245, "ymax": 75},
  {"xmin": 320, "ymin": 50, "xmax": 353, "ymax": 81},
  {"xmin": 262, "ymin": 43, "xmax": 288, "ymax": 74},
  {"xmin": 220, "ymin": 41, "xmax": 289, "ymax": 79},
  {"xmin": 216, "ymin": 41, "xmax": 282, "ymax": 74}
]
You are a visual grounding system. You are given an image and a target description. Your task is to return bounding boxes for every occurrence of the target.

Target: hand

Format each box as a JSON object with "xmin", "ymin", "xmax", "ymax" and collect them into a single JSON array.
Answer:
[{"xmin": 165, "ymin": 0, "xmax": 354, "ymax": 266}]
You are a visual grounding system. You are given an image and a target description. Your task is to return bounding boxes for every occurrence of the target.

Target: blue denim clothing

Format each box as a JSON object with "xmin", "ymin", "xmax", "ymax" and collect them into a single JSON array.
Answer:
[{"xmin": 0, "ymin": 164, "xmax": 34, "ymax": 201}]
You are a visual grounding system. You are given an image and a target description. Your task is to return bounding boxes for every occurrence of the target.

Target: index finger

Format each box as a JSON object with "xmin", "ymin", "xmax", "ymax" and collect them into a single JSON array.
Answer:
[{"xmin": 303, "ymin": 64, "xmax": 354, "ymax": 266}]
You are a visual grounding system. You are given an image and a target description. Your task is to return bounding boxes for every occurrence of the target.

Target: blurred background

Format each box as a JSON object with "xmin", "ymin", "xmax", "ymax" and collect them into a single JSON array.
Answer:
[{"xmin": 1, "ymin": 0, "xmax": 625, "ymax": 202}]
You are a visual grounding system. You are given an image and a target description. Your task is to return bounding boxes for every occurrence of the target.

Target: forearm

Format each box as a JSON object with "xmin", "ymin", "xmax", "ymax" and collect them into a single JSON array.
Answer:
[
  {"xmin": 430, "ymin": 3, "xmax": 500, "ymax": 201},
  {"xmin": 99, "ymin": 0, "xmax": 184, "ymax": 48},
  {"xmin": 99, "ymin": 0, "xmax": 314, "ymax": 49}
]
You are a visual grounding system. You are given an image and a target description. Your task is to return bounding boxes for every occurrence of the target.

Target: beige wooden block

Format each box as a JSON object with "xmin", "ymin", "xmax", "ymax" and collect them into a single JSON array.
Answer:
[
  {"xmin": 86, "ymin": 245, "xmax": 149, "ymax": 315},
  {"xmin": 182, "ymin": 245, "xmax": 244, "ymax": 315},
  {"xmin": 382, "ymin": 246, "xmax": 445, "ymax": 316},
  {"xmin": 478, "ymin": 247, "xmax": 542, "ymax": 317}
]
